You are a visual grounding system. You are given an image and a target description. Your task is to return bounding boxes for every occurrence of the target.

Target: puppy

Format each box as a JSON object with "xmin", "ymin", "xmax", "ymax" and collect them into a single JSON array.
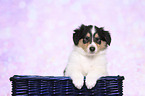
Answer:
[{"xmin": 64, "ymin": 24, "xmax": 111, "ymax": 89}]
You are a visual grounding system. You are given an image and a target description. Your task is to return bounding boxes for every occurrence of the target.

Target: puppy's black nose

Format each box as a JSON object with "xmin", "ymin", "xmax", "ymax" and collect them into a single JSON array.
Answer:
[{"xmin": 90, "ymin": 47, "xmax": 95, "ymax": 52}]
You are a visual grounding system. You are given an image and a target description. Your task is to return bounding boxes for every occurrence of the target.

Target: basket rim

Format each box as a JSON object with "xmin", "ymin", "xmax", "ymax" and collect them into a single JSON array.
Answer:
[{"xmin": 10, "ymin": 75, "xmax": 124, "ymax": 81}]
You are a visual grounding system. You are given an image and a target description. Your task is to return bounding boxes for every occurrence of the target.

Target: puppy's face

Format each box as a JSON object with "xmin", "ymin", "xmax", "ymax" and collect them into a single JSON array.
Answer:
[{"xmin": 73, "ymin": 24, "xmax": 111, "ymax": 55}]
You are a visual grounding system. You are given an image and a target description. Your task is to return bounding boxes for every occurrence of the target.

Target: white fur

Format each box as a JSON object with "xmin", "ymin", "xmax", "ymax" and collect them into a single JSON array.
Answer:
[
  {"xmin": 64, "ymin": 46, "xmax": 108, "ymax": 89},
  {"xmin": 87, "ymin": 26, "xmax": 98, "ymax": 54},
  {"xmin": 91, "ymin": 26, "xmax": 95, "ymax": 34}
]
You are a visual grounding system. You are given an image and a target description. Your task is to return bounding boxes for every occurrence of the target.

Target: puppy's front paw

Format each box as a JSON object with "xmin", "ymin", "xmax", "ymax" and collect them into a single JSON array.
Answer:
[
  {"xmin": 72, "ymin": 77, "xmax": 84, "ymax": 89},
  {"xmin": 86, "ymin": 76, "xmax": 99, "ymax": 89}
]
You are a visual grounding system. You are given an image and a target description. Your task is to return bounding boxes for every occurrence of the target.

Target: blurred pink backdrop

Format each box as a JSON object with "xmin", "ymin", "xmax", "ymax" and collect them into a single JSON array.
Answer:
[{"xmin": 0, "ymin": 0, "xmax": 145, "ymax": 95}]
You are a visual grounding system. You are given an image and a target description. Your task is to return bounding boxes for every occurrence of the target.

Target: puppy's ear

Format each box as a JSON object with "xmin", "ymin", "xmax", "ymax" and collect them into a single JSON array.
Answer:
[
  {"xmin": 73, "ymin": 24, "xmax": 85, "ymax": 45},
  {"xmin": 73, "ymin": 31, "xmax": 79, "ymax": 45},
  {"xmin": 103, "ymin": 31, "xmax": 111, "ymax": 46}
]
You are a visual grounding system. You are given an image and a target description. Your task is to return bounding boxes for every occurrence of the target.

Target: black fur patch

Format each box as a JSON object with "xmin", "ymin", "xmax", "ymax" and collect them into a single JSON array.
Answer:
[
  {"xmin": 95, "ymin": 26, "xmax": 111, "ymax": 46},
  {"xmin": 73, "ymin": 24, "xmax": 111, "ymax": 46},
  {"xmin": 73, "ymin": 24, "xmax": 93, "ymax": 45}
]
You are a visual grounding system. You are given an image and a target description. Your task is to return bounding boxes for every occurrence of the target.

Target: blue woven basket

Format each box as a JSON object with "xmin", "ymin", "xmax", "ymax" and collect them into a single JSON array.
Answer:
[{"xmin": 10, "ymin": 75, "xmax": 124, "ymax": 96}]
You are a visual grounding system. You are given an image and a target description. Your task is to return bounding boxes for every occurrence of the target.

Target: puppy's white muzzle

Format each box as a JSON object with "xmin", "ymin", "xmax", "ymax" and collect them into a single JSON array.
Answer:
[{"xmin": 87, "ymin": 42, "xmax": 98, "ymax": 54}]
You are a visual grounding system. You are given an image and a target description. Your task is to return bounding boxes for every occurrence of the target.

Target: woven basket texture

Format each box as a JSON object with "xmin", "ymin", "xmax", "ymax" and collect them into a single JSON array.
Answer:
[{"xmin": 10, "ymin": 75, "xmax": 124, "ymax": 96}]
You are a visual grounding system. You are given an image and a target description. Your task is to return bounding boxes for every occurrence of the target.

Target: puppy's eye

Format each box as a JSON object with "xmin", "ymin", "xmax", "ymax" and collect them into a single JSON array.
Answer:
[
  {"xmin": 83, "ymin": 37, "xmax": 90, "ymax": 44},
  {"xmin": 94, "ymin": 38, "xmax": 101, "ymax": 44}
]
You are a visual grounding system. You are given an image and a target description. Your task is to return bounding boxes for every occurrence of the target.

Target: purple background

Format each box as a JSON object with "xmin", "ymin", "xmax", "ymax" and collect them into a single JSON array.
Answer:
[{"xmin": 0, "ymin": 0, "xmax": 145, "ymax": 95}]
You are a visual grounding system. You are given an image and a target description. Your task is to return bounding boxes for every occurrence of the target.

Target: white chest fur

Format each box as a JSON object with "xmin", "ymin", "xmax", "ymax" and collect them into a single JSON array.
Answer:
[
  {"xmin": 65, "ymin": 46, "xmax": 107, "ymax": 76},
  {"xmin": 64, "ymin": 46, "xmax": 108, "ymax": 89}
]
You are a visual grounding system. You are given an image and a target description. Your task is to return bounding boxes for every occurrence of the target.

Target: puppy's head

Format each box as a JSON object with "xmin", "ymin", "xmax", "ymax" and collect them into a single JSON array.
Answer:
[{"xmin": 73, "ymin": 24, "xmax": 111, "ymax": 55}]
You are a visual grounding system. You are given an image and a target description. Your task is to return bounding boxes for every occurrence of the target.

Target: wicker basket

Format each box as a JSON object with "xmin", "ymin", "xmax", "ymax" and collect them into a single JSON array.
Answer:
[{"xmin": 10, "ymin": 75, "xmax": 124, "ymax": 96}]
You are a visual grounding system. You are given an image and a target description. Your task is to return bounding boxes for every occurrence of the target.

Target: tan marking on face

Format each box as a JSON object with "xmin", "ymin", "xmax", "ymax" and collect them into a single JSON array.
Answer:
[
  {"xmin": 78, "ymin": 39, "xmax": 90, "ymax": 52},
  {"xmin": 95, "ymin": 40, "xmax": 107, "ymax": 51},
  {"xmin": 86, "ymin": 33, "xmax": 90, "ymax": 37},
  {"xmin": 94, "ymin": 33, "xmax": 99, "ymax": 38}
]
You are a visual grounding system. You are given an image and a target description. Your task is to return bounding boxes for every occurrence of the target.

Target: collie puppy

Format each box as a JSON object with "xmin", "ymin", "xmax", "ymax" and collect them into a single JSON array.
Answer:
[{"xmin": 64, "ymin": 24, "xmax": 111, "ymax": 89}]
